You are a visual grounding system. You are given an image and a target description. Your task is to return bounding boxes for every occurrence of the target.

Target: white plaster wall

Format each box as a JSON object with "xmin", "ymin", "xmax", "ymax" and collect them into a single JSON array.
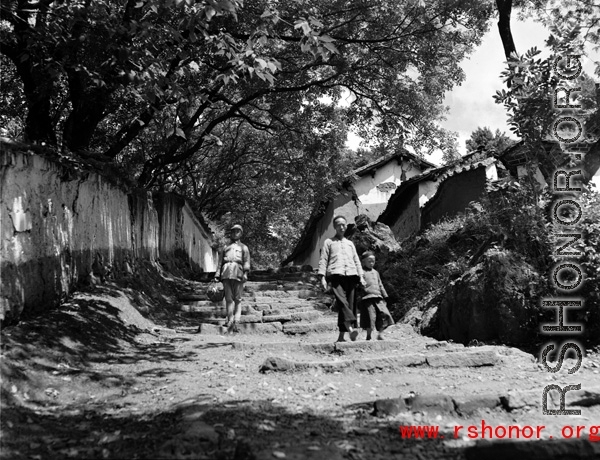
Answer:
[
  {"xmin": 182, "ymin": 203, "xmax": 217, "ymax": 272},
  {"xmin": 591, "ymin": 169, "xmax": 600, "ymax": 190},
  {"xmin": 418, "ymin": 179, "xmax": 439, "ymax": 207},
  {"xmin": 1, "ymin": 150, "xmax": 136, "ymax": 321},
  {"xmin": 1, "ymin": 146, "xmax": 215, "ymax": 322},
  {"xmin": 355, "ymin": 159, "xmax": 423, "ymax": 209},
  {"xmin": 485, "ymin": 163, "xmax": 498, "ymax": 181},
  {"xmin": 303, "ymin": 197, "xmax": 338, "ymax": 269},
  {"xmin": 516, "ymin": 164, "xmax": 546, "ymax": 187},
  {"xmin": 296, "ymin": 159, "xmax": 426, "ymax": 267}
]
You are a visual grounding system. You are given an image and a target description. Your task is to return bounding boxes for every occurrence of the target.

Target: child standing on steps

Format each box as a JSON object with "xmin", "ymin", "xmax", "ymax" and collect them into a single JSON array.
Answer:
[
  {"xmin": 216, "ymin": 224, "xmax": 251, "ymax": 334},
  {"xmin": 359, "ymin": 251, "xmax": 394, "ymax": 340}
]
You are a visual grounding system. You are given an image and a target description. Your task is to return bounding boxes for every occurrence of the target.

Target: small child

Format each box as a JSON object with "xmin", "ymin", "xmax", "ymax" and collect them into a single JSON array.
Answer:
[{"xmin": 359, "ymin": 251, "xmax": 394, "ymax": 340}]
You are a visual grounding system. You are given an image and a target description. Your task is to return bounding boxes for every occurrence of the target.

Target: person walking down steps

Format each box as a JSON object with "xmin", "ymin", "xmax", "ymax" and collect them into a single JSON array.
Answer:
[
  {"xmin": 358, "ymin": 251, "xmax": 394, "ymax": 340},
  {"xmin": 216, "ymin": 224, "xmax": 250, "ymax": 334},
  {"xmin": 318, "ymin": 215, "xmax": 365, "ymax": 342}
]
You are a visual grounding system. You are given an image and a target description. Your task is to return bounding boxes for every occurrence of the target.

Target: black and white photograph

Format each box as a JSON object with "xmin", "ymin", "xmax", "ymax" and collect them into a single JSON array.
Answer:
[{"xmin": 1, "ymin": 0, "xmax": 600, "ymax": 458}]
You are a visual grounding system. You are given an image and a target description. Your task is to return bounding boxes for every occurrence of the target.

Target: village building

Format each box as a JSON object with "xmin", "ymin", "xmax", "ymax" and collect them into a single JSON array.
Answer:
[
  {"xmin": 281, "ymin": 150, "xmax": 435, "ymax": 268},
  {"xmin": 283, "ymin": 98, "xmax": 600, "ymax": 268},
  {"xmin": 378, "ymin": 152, "xmax": 500, "ymax": 241}
]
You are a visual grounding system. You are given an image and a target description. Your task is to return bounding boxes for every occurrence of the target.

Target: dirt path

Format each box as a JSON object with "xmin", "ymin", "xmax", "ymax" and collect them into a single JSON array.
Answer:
[{"xmin": 1, "ymin": 277, "xmax": 600, "ymax": 460}]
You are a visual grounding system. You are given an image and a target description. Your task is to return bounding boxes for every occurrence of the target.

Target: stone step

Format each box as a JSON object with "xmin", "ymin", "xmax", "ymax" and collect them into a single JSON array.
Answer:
[
  {"xmin": 284, "ymin": 289, "xmax": 324, "ymax": 299},
  {"xmin": 190, "ymin": 314, "xmax": 264, "ymax": 323},
  {"xmin": 252, "ymin": 289, "xmax": 324, "ymax": 299},
  {"xmin": 246, "ymin": 280, "xmax": 320, "ymax": 291},
  {"xmin": 180, "ymin": 300, "xmax": 224, "ymax": 308},
  {"xmin": 229, "ymin": 340, "xmax": 407, "ymax": 354},
  {"xmin": 259, "ymin": 348, "xmax": 501, "ymax": 373},
  {"xmin": 196, "ymin": 322, "xmax": 283, "ymax": 335},
  {"xmin": 251, "ymin": 297, "xmax": 326, "ymax": 306},
  {"xmin": 259, "ymin": 355, "xmax": 426, "ymax": 373},
  {"xmin": 261, "ymin": 311, "xmax": 324, "ymax": 323},
  {"xmin": 181, "ymin": 292, "xmax": 326, "ymax": 303},
  {"xmin": 180, "ymin": 305, "xmax": 260, "ymax": 315},
  {"xmin": 178, "ymin": 293, "xmax": 209, "ymax": 301},
  {"xmin": 191, "ymin": 279, "xmax": 320, "ymax": 292},
  {"xmin": 181, "ymin": 297, "xmax": 327, "ymax": 308},
  {"xmin": 262, "ymin": 305, "xmax": 323, "ymax": 315},
  {"xmin": 230, "ymin": 341, "xmax": 336, "ymax": 353},
  {"xmin": 282, "ymin": 320, "xmax": 338, "ymax": 335},
  {"xmin": 192, "ymin": 310, "xmax": 328, "ymax": 324},
  {"xmin": 253, "ymin": 302, "xmax": 329, "ymax": 313},
  {"xmin": 248, "ymin": 271, "xmax": 315, "ymax": 283}
]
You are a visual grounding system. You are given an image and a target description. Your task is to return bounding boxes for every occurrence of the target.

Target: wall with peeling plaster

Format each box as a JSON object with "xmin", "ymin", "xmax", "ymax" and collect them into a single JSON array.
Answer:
[{"xmin": 1, "ymin": 142, "xmax": 217, "ymax": 324}]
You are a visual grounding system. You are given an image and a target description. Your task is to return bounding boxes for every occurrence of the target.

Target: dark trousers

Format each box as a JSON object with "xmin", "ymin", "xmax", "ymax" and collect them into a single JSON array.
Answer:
[
  {"xmin": 359, "ymin": 299, "xmax": 394, "ymax": 332},
  {"xmin": 329, "ymin": 275, "xmax": 359, "ymax": 332}
]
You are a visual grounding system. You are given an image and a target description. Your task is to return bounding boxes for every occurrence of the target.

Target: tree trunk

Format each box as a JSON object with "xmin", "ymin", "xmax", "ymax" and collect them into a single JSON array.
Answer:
[
  {"xmin": 10, "ymin": 51, "xmax": 57, "ymax": 146},
  {"xmin": 61, "ymin": 74, "xmax": 110, "ymax": 153},
  {"xmin": 496, "ymin": 0, "xmax": 517, "ymax": 60},
  {"xmin": 22, "ymin": 80, "xmax": 57, "ymax": 147}
]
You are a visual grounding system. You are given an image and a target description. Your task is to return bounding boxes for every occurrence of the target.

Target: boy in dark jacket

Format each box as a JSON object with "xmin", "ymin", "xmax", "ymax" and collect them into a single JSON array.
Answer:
[{"xmin": 359, "ymin": 251, "xmax": 394, "ymax": 340}]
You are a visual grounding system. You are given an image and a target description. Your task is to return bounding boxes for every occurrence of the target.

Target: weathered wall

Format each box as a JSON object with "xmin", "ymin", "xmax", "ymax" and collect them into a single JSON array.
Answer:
[
  {"xmin": 389, "ymin": 184, "xmax": 420, "ymax": 241},
  {"xmin": 292, "ymin": 159, "xmax": 428, "ymax": 267},
  {"xmin": 354, "ymin": 159, "xmax": 424, "ymax": 220},
  {"xmin": 181, "ymin": 203, "xmax": 218, "ymax": 272},
  {"xmin": 1, "ymin": 143, "xmax": 215, "ymax": 324},
  {"xmin": 154, "ymin": 192, "xmax": 217, "ymax": 272},
  {"xmin": 421, "ymin": 167, "xmax": 488, "ymax": 229},
  {"xmin": 294, "ymin": 194, "xmax": 340, "ymax": 269}
]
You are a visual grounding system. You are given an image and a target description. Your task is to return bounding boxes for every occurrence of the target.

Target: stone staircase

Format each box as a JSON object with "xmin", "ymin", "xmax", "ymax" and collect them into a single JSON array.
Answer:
[
  {"xmin": 180, "ymin": 270, "xmax": 340, "ymax": 335},
  {"xmin": 177, "ymin": 269, "xmax": 522, "ymax": 377}
]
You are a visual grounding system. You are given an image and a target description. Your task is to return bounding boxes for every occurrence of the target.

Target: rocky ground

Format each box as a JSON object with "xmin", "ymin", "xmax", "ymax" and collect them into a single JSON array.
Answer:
[{"xmin": 1, "ymin": 266, "xmax": 600, "ymax": 460}]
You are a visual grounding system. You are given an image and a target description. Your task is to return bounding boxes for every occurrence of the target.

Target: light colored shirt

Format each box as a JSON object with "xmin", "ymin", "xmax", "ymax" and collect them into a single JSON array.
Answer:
[
  {"xmin": 220, "ymin": 242, "xmax": 250, "ymax": 281},
  {"xmin": 361, "ymin": 268, "xmax": 387, "ymax": 299},
  {"xmin": 318, "ymin": 237, "xmax": 364, "ymax": 278}
]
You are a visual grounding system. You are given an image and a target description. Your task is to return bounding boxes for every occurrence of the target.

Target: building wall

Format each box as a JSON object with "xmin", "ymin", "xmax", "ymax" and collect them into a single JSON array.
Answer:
[
  {"xmin": 181, "ymin": 202, "xmax": 218, "ymax": 272},
  {"xmin": 292, "ymin": 159, "xmax": 427, "ymax": 267},
  {"xmin": 1, "ymin": 145, "xmax": 215, "ymax": 323},
  {"xmin": 593, "ymin": 168, "xmax": 600, "ymax": 189},
  {"xmin": 389, "ymin": 184, "xmax": 420, "ymax": 241},
  {"xmin": 421, "ymin": 167, "xmax": 489, "ymax": 229},
  {"xmin": 294, "ymin": 193, "xmax": 345, "ymax": 269},
  {"xmin": 418, "ymin": 179, "xmax": 439, "ymax": 207},
  {"xmin": 355, "ymin": 159, "xmax": 423, "ymax": 219},
  {"xmin": 516, "ymin": 164, "xmax": 546, "ymax": 188}
]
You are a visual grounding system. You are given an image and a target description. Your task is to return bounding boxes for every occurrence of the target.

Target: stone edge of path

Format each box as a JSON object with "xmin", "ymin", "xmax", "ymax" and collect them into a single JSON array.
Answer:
[
  {"xmin": 258, "ymin": 348, "xmax": 503, "ymax": 373},
  {"xmin": 372, "ymin": 386, "xmax": 600, "ymax": 418},
  {"xmin": 230, "ymin": 339, "xmax": 405, "ymax": 353}
]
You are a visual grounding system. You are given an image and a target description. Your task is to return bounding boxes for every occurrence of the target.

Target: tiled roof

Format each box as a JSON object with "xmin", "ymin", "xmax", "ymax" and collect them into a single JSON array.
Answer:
[{"xmin": 352, "ymin": 149, "xmax": 436, "ymax": 178}]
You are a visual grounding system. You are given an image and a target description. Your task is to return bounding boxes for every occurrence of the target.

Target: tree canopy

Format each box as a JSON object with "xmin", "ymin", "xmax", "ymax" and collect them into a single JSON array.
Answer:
[
  {"xmin": 1, "ymin": 0, "xmax": 500, "ymax": 263},
  {"xmin": 2, "ymin": 0, "xmax": 493, "ymax": 179},
  {"xmin": 465, "ymin": 126, "xmax": 516, "ymax": 154}
]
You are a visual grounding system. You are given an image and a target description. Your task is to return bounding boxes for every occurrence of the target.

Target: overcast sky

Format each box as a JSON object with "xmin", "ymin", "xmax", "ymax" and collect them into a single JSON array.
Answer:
[{"xmin": 347, "ymin": 18, "xmax": 599, "ymax": 166}]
